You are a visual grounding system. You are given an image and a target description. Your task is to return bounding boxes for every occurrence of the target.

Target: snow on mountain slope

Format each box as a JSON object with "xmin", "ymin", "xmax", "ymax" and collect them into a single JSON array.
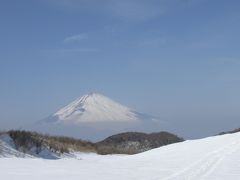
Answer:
[
  {"xmin": 55, "ymin": 93, "xmax": 139, "ymax": 123},
  {"xmin": 1, "ymin": 132, "xmax": 240, "ymax": 180},
  {"xmin": 43, "ymin": 93, "xmax": 156, "ymax": 124}
]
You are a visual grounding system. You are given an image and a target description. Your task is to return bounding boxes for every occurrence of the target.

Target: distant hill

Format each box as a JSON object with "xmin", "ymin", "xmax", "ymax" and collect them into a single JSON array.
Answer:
[
  {"xmin": 218, "ymin": 128, "xmax": 240, "ymax": 135},
  {"xmin": 96, "ymin": 131, "xmax": 184, "ymax": 154}
]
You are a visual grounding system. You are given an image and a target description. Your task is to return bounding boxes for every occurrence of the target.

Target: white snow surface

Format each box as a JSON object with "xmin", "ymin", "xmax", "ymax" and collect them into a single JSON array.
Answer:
[
  {"xmin": 53, "ymin": 93, "xmax": 140, "ymax": 123},
  {"xmin": 1, "ymin": 132, "xmax": 240, "ymax": 180}
]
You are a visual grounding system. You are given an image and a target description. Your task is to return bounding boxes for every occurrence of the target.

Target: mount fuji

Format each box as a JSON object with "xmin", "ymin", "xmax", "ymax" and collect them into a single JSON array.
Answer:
[{"xmin": 34, "ymin": 93, "xmax": 163, "ymax": 141}]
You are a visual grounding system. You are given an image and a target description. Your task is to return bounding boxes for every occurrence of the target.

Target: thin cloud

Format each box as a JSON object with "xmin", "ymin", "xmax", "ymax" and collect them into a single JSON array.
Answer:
[
  {"xmin": 58, "ymin": 48, "xmax": 100, "ymax": 53},
  {"xmin": 45, "ymin": 48, "xmax": 101, "ymax": 55},
  {"xmin": 64, "ymin": 33, "xmax": 88, "ymax": 43}
]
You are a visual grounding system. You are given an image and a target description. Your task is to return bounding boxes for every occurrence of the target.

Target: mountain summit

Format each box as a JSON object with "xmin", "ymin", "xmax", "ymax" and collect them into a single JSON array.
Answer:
[{"xmin": 45, "ymin": 93, "xmax": 146, "ymax": 124}]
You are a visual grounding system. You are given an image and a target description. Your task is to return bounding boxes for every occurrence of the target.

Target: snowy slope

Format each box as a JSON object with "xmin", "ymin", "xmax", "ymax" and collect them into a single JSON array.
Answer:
[
  {"xmin": 1, "ymin": 132, "xmax": 240, "ymax": 180},
  {"xmin": 0, "ymin": 134, "xmax": 32, "ymax": 158},
  {"xmin": 55, "ymin": 93, "xmax": 140, "ymax": 123},
  {"xmin": 43, "ymin": 93, "xmax": 157, "ymax": 124},
  {"xmin": 0, "ymin": 134, "xmax": 71, "ymax": 159}
]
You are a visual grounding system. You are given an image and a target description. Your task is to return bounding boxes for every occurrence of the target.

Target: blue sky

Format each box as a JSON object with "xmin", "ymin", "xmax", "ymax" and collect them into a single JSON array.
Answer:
[{"xmin": 0, "ymin": 0, "xmax": 240, "ymax": 138}]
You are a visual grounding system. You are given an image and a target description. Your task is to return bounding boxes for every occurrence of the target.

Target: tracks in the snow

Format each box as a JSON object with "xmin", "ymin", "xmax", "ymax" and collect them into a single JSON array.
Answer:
[{"xmin": 162, "ymin": 138, "xmax": 240, "ymax": 180}]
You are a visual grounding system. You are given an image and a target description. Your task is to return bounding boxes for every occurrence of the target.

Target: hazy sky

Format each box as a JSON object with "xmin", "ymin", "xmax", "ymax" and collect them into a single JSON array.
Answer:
[{"xmin": 0, "ymin": 0, "xmax": 240, "ymax": 138}]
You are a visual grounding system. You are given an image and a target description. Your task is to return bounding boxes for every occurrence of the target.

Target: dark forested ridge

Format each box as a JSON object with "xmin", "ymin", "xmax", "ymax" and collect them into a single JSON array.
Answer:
[{"xmin": 4, "ymin": 130, "xmax": 183, "ymax": 156}]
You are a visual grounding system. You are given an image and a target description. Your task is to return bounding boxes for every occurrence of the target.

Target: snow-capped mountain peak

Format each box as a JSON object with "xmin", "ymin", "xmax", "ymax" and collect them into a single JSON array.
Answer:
[
  {"xmin": 51, "ymin": 93, "xmax": 140, "ymax": 124},
  {"xmin": 37, "ymin": 93, "xmax": 162, "ymax": 140}
]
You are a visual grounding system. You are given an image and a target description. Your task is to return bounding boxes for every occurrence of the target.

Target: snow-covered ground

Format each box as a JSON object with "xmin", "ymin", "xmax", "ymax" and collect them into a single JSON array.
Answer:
[{"xmin": 1, "ymin": 132, "xmax": 240, "ymax": 180}]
